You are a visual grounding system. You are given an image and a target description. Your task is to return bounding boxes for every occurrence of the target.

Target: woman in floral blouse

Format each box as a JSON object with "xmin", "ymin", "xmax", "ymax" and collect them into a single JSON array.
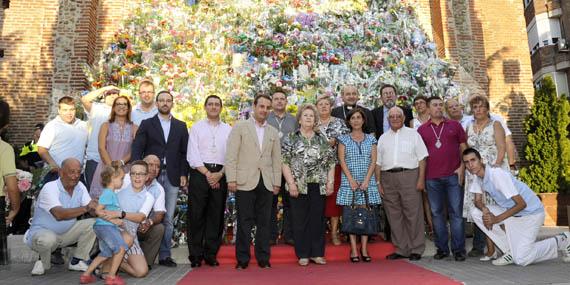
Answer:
[
  {"xmin": 282, "ymin": 104, "xmax": 336, "ymax": 266},
  {"xmin": 316, "ymin": 94, "xmax": 349, "ymax": 245}
]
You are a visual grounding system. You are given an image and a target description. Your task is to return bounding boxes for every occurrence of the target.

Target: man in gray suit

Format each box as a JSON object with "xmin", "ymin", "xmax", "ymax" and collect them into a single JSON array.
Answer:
[{"xmin": 226, "ymin": 94, "xmax": 282, "ymax": 270}]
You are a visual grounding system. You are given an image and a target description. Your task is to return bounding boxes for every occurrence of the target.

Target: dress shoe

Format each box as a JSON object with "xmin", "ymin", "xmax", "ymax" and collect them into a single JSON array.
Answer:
[
  {"xmin": 433, "ymin": 252, "xmax": 449, "ymax": 260},
  {"xmin": 158, "ymin": 257, "xmax": 178, "ymax": 267},
  {"xmin": 385, "ymin": 253, "xmax": 408, "ymax": 260},
  {"xmin": 409, "ymin": 254, "xmax": 422, "ymax": 261},
  {"xmin": 258, "ymin": 261, "xmax": 271, "ymax": 268},
  {"xmin": 350, "ymin": 255, "xmax": 360, "ymax": 263},
  {"xmin": 235, "ymin": 262, "xmax": 248, "ymax": 270},
  {"xmin": 467, "ymin": 248, "xmax": 483, "ymax": 258},
  {"xmin": 310, "ymin": 257, "xmax": 327, "ymax": 265},
  {"xmin": 454, "ymin": 253, "xmax": 466, "ymax": 261},
  {"xmin": 204, "ymin": 257, "xmax": 220, "ymax": 267}
]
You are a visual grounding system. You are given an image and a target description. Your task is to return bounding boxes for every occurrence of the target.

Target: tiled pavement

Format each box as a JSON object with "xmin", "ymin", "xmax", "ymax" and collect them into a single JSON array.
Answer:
[{"xmin": 1, "ymin": 227, "xmax": 569, "ymax": 285}]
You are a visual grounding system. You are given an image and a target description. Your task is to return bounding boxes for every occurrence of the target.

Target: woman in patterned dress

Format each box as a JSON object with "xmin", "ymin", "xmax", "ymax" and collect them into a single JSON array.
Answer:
[
  {"xmin": 316, "ymin": 94, "xmax": 349, "ymax": 245},
  {"xmin": 463, "ymin": 95, "xmax": 508, "ymax": 261},
  {"xmin": 90, "ymin": 96, "xmax": 137, "ymax": 198},
  {"xmin": 282, "ymin": 104, "xmax": 336, "ymax": 266},
  {"xmin": 337, "ymin": 108, "xmax": 381, "ymax": 262}
]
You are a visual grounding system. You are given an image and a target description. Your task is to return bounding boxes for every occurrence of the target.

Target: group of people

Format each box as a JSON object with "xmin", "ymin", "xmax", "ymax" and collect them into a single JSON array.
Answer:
[{"xmin": 0, "ymin": 78, "xmax": 569, "ymax": 284}]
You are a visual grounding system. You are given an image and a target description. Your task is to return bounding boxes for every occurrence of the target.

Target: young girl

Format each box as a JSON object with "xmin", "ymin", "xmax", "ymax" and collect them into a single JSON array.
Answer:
[{"xmin": 80, "ymin": 163, "xmax": 133, "ymax": 285}]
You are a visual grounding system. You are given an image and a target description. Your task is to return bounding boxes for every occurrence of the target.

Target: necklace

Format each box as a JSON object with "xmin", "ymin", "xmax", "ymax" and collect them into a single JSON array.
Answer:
[
  {"xmin": 273, "ymin": 114, "xmax": 286, "ymax": 138},
  {"xmin": 207, "ymin": 120, "xmax": 220, "ymax": 154},
  {"xmin": 430, "ymin": 122, "xmax": 445, "ymax": 149}
]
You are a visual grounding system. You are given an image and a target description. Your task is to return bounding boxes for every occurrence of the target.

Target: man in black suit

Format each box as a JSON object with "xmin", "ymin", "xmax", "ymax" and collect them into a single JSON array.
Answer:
[
  {"xmin": 331, "ymin": 85, "xmax": 376, "ymax": 134},
  {"xmin": 131, "ymin": 90, "xmax": 189, "ymax": 267},
  {"xmin": 372, "ymin": 84, "xmax": 414, "ymax": 139}
]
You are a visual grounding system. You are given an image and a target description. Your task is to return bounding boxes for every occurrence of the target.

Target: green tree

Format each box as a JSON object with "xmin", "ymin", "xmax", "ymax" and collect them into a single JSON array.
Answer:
[{"xmin": 519, "ymin": 76, "xmax": 570, "ymax": 193}]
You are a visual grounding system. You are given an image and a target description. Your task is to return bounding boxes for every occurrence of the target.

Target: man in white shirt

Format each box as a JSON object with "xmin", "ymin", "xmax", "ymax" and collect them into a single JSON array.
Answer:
[
  {"xmin": 80, "ymin": 86, "xmax": 119, "ymax": 191},
  {"xmin": 25, "ymin": 158, "xmax": 98, "ymax": 275},
  {"xmin": 187, "ymin": 95, "xmax": 232, "ymax": 267},
  {"xmin": 376, "ymin": 107, "xmax": 429, "ymax": 261},
  {"xmin": 38, "ymin": 96, "xmax": 88, "ymax": 184},
  {"xmin": 138, "ymin": 155, "xmax": 166, "ymax": 268},
  {"xmin": 463, "ymin": 147, "xmax": 570, "ymax": 266},
  {"xmin": 131, "ymin": 80, "xmax": 158, "ymax": 126}
]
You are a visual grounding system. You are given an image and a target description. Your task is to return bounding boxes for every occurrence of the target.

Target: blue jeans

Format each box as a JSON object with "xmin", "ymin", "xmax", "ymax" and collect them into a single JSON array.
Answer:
[
  {"xmin": 472, "ymin": 223, "xmax": 486, "ymax": 252},
  {"xmin": 94, "ymin": 225, "xmax": 128, "ymax": 258},
  {"xmin": 426, "ymin": 174, "xmax": 465, "ymax": 255},
  {"xmin": 157, "ymin": 169, "xmax": 179, "ymax": 260}
]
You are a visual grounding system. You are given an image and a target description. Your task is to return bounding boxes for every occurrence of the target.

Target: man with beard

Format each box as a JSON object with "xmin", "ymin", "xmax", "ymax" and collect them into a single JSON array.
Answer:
[
  {"xmin": 371, "ymin": 84, "xmax": 413, "ymax": 139},
  {"xmin": 331, "ymin": 85, "xmax": 376, "ymax": 135},
  {"xmin": 131, "ymin": 90, "xmax": 189, "ymax": 267}
]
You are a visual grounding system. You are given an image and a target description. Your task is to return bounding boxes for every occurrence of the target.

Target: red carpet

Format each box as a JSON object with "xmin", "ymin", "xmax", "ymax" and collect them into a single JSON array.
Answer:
[{"xmin": 178, "ymin": 241, "xmax": 461, "ymax": 285}]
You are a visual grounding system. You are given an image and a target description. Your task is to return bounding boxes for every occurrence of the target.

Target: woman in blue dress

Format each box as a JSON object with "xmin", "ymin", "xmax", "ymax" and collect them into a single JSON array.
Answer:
[{"xmin": 337, "ymin": 108, "xmax": 381, "ymax": 263}]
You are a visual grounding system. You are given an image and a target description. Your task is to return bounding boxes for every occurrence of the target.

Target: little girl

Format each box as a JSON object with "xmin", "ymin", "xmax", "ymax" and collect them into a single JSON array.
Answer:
[{"xmin": 80, "ymin": 163, "xmax": 133, "ymax": 285}]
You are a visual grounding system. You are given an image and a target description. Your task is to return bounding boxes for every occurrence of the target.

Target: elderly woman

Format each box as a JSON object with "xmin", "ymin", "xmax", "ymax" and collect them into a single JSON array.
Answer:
[
  {"xmin": 411, "ymin": 95, "xmax": 430, "ymax": 130},
  {"xmin": 337, "ymin": 108, "xmax": 381, "ymax": 263},
  {"xmin": 316, "ymin": 94, "xmax": 349, "ymax": 245},
  {"xmin": 282, "ymin": 104, "xmax": 336, "ymax": 266},
  {"xmin": 463, "ymin": 95, "xmax": 508, "ymax": 261}
]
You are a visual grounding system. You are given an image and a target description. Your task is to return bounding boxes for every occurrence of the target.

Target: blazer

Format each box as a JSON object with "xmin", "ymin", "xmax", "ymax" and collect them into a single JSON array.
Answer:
[
  {"xmin": 225, "ymin": 119, "xmax": 282, "ymax": 192},
  {"xmin": 371, "ymin": 105, "xmax": 414, "ymax": 139},
  {"xmin": 131, "ymin": 114, "xmax": 189, "ymax": 187}
]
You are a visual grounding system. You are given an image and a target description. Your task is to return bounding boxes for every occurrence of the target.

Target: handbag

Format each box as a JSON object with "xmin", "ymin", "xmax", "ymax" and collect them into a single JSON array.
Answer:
[{"xmin": 341, "ymin": 189, "xmax": 379, "ymax": 235}]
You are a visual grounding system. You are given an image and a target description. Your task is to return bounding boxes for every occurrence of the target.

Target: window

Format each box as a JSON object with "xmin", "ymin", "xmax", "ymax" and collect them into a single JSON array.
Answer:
[{"xmin": 527, "ymin": 14, "xmax": 562, "ymax": 52}]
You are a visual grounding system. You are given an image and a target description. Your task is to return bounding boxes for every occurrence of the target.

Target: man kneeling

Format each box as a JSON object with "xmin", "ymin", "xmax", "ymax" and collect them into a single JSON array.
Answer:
[
  {"xmin": 463, "ymin": 148, "xmax": 570, "ymax": 266},
  {"xmin": 25, "ymin": 158, "xmax": 98, "ymax": 275}
]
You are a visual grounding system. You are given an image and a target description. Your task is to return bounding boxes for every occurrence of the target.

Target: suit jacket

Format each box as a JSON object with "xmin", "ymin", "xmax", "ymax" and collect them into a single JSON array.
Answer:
[
  {"xmin": 371, "ymin": 106, "xmax": 414, "ymax": 139},
  {"xmin": 131, "ymin": 114, "xmax": 189, "ymax": 187},
  {"xmin": 331, "ymin": 105, "xmax": 376, "ymax": 135},
  {"xmin": 225, "ymin": 119, "xmax": 282, "ymax": 191}
]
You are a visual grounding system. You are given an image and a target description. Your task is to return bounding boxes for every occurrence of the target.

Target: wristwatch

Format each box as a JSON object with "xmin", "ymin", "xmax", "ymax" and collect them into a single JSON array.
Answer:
[{"xmin": 121, "ymin": 211, "xmax": 126, "ymax": 219}]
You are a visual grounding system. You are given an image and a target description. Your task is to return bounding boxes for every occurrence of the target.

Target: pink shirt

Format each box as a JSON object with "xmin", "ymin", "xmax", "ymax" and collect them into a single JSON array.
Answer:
[{"xmin": 417, "ymin": 118, "xmax": 466, "ymax": 179}]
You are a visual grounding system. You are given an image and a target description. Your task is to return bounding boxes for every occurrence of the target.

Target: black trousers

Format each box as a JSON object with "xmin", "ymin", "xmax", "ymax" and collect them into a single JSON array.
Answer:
[
  {"xmin": 0, "ymin": 198, "xmax": 7, "ymax": 265},
  {"xmin": 271, "ymin": 176, "xmax": 293, "ymax": 241},
  {"xmin": 290, "ymin": 183, "xmax": 326, "ymax": 259},
  {"xmin": 187, "ymin": 166, "xmax": 227, "ymax": 261},
  {"xmin": 235, "ymin": 177, "xmax": 273, "ymax": 264}
]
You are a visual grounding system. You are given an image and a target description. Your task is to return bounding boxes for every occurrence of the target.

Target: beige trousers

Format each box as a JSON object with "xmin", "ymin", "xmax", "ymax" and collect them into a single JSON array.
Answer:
[{"xmin": 30, "ymin": 218, "xmax": 96, "ymax": 270}]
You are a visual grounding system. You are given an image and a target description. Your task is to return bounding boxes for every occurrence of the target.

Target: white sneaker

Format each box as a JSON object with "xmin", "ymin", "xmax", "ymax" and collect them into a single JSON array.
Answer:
[
  {"xmin": 492, "ymin": 253, "xmax": 514, "ymax": 266},
  {"xmin": 68, "ymin": 259, "xmax": 89, "ymax": 271},
  {"xmin": 556, "ymin": 231, "xmax": 570, "ymax": 262},
  {"xmin": 31, "ymin": 260, "xmax": 44, "ymax": 275},
  {"xmin": 479, "ymin": 251, "xmax": 498, "ymax": 261}
]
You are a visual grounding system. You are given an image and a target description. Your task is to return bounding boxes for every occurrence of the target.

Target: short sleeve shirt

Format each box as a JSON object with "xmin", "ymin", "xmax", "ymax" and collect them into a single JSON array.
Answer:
[
  {"xmin": 377, "ymin": 127, "xmax": 428, "ymax": 170},
  {"xmin": 37, "ymin": 116, "xmax": 88, "ymax": 166},
  {"xmin": 85, "ymin": 103, "xmax": 112, "ymax": 161},
  {"xmin": 95, "ymin": 188, "xmax": 121, "ymax": 226},
  {"xmin": 417, "ymin": 118, "xmax": 466, "ymax": 179},
  {"xmin": 117, "ymin": 187, "xmax": 154, "ymax": 218},
  {"xmin": 0, "ymin": 140, "xmax": 16, "ymax": 196}
]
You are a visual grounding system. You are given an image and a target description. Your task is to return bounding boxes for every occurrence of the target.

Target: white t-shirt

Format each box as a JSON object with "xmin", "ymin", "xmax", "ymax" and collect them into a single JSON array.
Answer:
[
  {"xmin": 85, "ymin": 103, "xmax": 112, "ymax": 162},
  {"xmin": 377, "ymin": 126, "xmax": 429, "ymax": 170},
  {"xmin": 37, "ymin": 116, "xmax": 88, "ymax": 166}
]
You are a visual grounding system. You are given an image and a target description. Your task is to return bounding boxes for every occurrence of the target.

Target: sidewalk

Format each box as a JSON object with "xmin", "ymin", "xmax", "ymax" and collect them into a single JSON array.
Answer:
[{"xmin": 0, "ymin": 227, "xmax": 568, "ymax": 285}]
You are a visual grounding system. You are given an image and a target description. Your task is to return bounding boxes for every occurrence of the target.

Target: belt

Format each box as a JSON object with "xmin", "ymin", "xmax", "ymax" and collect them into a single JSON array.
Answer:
[
  {"xmin": 384, "ymin": 167, "xmax": 411, "ymax": 173},
  {"xmin": 204, "ymin": 163, "xmax": 224, "ymax": 172}
]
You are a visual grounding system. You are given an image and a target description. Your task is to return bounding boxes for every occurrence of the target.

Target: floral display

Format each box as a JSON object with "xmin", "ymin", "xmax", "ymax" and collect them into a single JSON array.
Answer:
[{"xmin": 86, "ymin": 0, "xmax": 470, "ymax": 244}]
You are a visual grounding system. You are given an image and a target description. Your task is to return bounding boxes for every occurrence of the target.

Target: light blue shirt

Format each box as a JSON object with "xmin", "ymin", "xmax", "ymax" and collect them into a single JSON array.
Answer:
[
  {"xmin": 159, "ymin": 115, "xmax": 171, "ymax": 144},
  {"xmin": 469, "ymin": 166, "xmax": 544, "ymax": 217},
  {"xmin": 25, "ymin": 179, "xmax": 91, "ymax": 246},
  {"xmin": 37, "ymin": 116, "xmax": 88, "ymax": 166},
  {"xmin": 131, "ymin": 103, "xmax": 158, "ymax": 126},
  {"xmin": 95, "ymin": 188, "xmax": 121, "ymax": 226},
  {"xmin": 383, "ymin": 107, "xmax": 390, "ymax": 133},
  {"xmin": 117, "ymin": 187, "xmax": 154, "ymax": 218}
]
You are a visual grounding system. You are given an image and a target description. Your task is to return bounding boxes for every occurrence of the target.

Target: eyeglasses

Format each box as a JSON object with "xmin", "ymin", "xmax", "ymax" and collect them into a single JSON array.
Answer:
[{"xmin": 130, "ymin": 172, "xmax": 148, "ymax": 177}]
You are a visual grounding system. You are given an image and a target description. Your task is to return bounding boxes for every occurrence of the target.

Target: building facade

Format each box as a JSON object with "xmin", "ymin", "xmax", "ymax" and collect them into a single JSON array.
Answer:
[
  {"xmin": 525, "ymin": 0, "xmax": 570, "ymax": 96},
  {"xmin": 1, "ymin": 0, "xmax": 534, "ymax": 153}
]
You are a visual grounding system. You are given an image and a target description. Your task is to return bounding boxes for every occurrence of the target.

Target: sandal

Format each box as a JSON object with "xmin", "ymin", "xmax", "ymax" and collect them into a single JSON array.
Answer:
[
  {"xmin": 360, "ymin": 249, "xmax": 372, "ymax": 262},
  {"xmin": 350, "ymin": 255, "xmax": 360, "ymax": 263}
]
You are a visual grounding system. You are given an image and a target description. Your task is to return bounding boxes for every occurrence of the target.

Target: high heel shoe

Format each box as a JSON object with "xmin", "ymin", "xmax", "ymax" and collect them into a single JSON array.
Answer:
[
  {"xmin": 350, "ymin": 254, "xmax": 360, "ymax": 263},
  {"xmin": 360, "ymin": 249, "xmax": 372, "ymax": 262}
]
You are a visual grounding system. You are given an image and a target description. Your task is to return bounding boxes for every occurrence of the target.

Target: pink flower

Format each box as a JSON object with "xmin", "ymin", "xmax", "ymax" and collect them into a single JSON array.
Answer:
[{"xmin": 18, "ymin": 179, "xmax": 32, "ymax": 192}]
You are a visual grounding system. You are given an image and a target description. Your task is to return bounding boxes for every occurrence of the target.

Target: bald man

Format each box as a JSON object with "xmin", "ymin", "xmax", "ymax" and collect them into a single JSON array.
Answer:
[{"xmin": 25, "ymin": 158, "xmax": 98, "ymax": 276}]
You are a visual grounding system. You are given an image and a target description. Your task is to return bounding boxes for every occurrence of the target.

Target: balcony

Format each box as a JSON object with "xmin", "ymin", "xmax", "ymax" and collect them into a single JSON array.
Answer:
[
  {"xmin": 525, "ymin": 0, "xmax": 562, "ymax": 26},
  {"xmin": 530, "ymin": 44, "xmax": 570, "ymax": 77}
]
